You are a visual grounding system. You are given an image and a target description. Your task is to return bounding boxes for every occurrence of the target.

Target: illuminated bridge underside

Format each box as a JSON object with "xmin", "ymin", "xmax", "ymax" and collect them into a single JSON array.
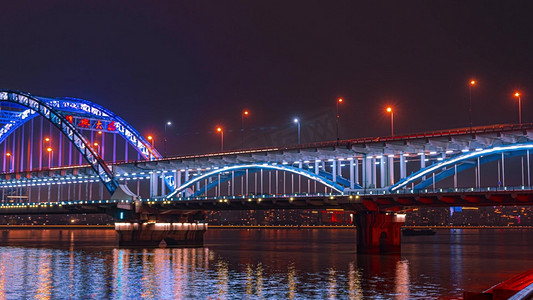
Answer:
[{"xmin": 1, "ymin": 189, "xmax": 533, "ymax": 215}]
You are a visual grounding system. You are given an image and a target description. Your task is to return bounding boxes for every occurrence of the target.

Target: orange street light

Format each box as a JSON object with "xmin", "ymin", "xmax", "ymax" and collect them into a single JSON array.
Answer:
[
  {"xmin": 97, "ymin": 131, "xmax": 102, "ymax": 134},
  {"xmin": 46, "ymin": 147, "xmax": 53, "ymax": 168},
  {"xmin": 5, "ymin": 152, "xmax": 13, "ymax": 172},
  {"xmin": 44, "ymin": 137, "xmax": 50, "ymax": 142},
  {"xmin": 242, "ymin": 110, "xmax": 250, "ymax": 149},
  {"xmin": 336, "ymin": 98, "xmax": 343, "ymax": 143},
  {"xmin": 468, "ymin": 79, "xmax": 477, "ymax": 132},
  {"xmin": 514, "ymin": 91, "xmax": 522, "ymax": 124},
  {"xmin": 216, "ymin": 127, "xmax": 224, "ymax": 151},
  {"xmin": 386, "ymin": 107, "xmax": 394, "ymax": 136}
]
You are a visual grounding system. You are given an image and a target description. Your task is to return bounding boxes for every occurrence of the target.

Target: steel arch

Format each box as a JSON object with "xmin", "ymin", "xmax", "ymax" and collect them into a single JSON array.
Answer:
[
  {"xmin": 0, "ymin": 90, "xmax": 119, "ymax": 194},
  {"xmin": 166, "ymin": 163, "xmax": 346, "ymax": 198},
  {"xmin": 390, "ymin": 143, "xmax": 533, "ymax": 192}
]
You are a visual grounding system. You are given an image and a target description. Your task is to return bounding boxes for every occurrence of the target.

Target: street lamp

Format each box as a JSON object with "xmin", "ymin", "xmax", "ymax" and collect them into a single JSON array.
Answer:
[
  {"xmin": 164, "ymin": 121, "xmax": 172, "ymax": 157},
  {"xmin": 5, "ymin": 152, "xmax": 13, "ymax": 172},
  {"xmin": 386, "ymin": 107, "xmax": 394, "ymax": 136},
  {"xmin": 93, "ymin": 142, "xmax": 101, "ymax": 155},
  {"xmin": 514, "ymin": 92, "xmax": 522, "ymax": 125},
  {"xmin": 147, "ymin": 135, "xmax": 154, "ymax": 146},
  {"xmin": 242, "ymin": 110, "xmax": 249, "ymax": 149},
  {"xmin": 336, "ymin": 98, "xmax": 343, "ymax": 143},
  {"xmin": 216, "ymin": 126, "xmax": 224, "ymax": 151},
  {"xmin": 293, "ymin": 118, "xmax": 300, "ymax": 145},
  {"xmin": 469, "ymin": 80, "xmax": 476, "ymax": 132},
  {"xmin": 46, "ymin": 147, "xmax": 53, "ymax": 168}
]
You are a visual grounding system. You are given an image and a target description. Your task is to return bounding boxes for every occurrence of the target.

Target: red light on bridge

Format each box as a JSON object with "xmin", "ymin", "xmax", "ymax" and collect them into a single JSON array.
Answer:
[
  {"xmin": 386, "ymin": 107, "xmax": 392, "ymax": 113},
  {"xmin": 216, "ymin": 127, "xmax": 222, "ymax": 133},
  {"xmin": 514, "ymin": 92, "xmax": 521, "ymax": 97},
  {"xmin": 46, "ymin": 147, "xmax": 52, "ymax": 152},
  {"xmin": 5, "ymin": 153, "xmax": 11, "ymax": 157},
  {"xmin": 147, "ymin": 136, "xmax": 153, "ymax": 140},
  {"xmin": 243, "ymin": 110, "xmax": 249, "ymax": 116},
  {"xmin": 470, "ymin": 80, "xmax": 476, "ymax": 86},
  {"xmin": 44, "ymin": 137, "xmax": 50, "ymax": 142},
  {"xmin": 338, "ymin": 98, "xmax": 343, "ymax": 103}
]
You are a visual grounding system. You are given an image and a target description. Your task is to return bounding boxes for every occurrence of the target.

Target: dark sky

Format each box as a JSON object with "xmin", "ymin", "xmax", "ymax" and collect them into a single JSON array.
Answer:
[{"xmin": 1, "ymin": 1, "xmax": 533, "ymax": 155}]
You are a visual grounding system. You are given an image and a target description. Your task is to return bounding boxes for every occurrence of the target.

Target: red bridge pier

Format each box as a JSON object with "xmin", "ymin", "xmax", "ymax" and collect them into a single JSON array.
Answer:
[{"xmin": 355, "ymin": 212, "xmax": 405, "ymax": 253}]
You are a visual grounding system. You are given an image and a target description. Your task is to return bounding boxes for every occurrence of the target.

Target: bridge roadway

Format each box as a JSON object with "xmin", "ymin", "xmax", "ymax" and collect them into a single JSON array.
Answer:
[{"xmin": 0, "ymin": 123, "xmax": 532, "ymax": 199}]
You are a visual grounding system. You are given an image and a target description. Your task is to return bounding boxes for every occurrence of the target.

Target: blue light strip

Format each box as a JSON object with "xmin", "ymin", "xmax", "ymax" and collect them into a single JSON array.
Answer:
[
  {"xmin": 390, "ymin": 143, "xmax": 533, "ymax": 191},
  {"xmin": 166, "ymin": 164, "xmax": 345, "ymax": 198}
]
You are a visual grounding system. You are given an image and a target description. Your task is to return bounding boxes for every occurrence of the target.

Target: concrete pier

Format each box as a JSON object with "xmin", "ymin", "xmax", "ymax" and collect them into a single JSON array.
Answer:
[{"xmin": 115, "ymin": 222, "xmax": 207, "ymax": 247}]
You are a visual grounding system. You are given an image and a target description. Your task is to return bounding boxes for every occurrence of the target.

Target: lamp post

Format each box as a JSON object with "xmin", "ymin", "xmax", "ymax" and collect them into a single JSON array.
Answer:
[
  {"xmin": 5, "ymin": 152, "xmax": 13, "ymax": 173},
  {"xmin": 93, "ymin": 142, "xmax": 101, "ymax": 155},
  {"xmin": 386, "ymin": 107, "xmax": 394, "ymax": 136},
  {"xmin": 147, "ymin": 135, "xmax": 154, "ymax": 160},
  {"xmin": 336, "ymin": 98, "xmax": 343, "ymax": 143},
  {"xmin": 293, "ymin": 118, "xmax": 300, "ymax": 145},
  {"xmin": 47, "ymin": 147, "xmax": 53, "ymax": 168},
  {"xmin": 514, "ymin": 92, "xmax": 522, "ymax": 124},
  {"xmin": 469, "ymin": 80, "xmax": 476, "ymax": 132},
  {"xmin": 216, "ymin": 127, "xmax": 224, "ymax": 151},
  {"xmin": 164, "ymin": 121, "xmax": 172, "ymax": 157},
  {"xmin": 242, "ymin": 110, "xmax": 249, "ymax": 149}
]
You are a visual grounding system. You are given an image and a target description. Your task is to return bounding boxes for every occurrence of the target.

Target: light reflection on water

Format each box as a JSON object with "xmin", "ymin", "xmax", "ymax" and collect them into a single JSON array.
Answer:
[{"xmin": 0, "ymin": 228, "xmax": 532, "ymax": 299}]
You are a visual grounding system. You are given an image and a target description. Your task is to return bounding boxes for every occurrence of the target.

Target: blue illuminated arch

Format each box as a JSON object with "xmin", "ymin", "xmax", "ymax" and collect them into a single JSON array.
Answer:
[
  {"xmin": 0, "ymin": 90, "xmax": 119, "ymax": 194},
  {"xmin": 390, "ymin": 143, "xmax": 533, "ymax": 192},
  {"xmin": 166, "ymin": 164, "xmax": 346, "ymax": 198},
  {"xmin": 0, "ymin": 90, "xmax": 175, "ymax": 194}
]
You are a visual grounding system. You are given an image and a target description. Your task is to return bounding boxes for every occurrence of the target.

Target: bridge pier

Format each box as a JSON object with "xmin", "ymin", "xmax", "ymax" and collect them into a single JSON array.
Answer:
[
  {"xmin": 115, "ymin": 222, "xmax": 207, "ymax": 247},
  {"xmin": 355, "ymin": 212, "xmax": 404, "ymax": 253}
]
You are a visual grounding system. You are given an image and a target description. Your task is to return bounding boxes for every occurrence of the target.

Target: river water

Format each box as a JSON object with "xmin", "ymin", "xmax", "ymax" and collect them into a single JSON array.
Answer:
[{"xmin": 0, "ymin": 228, "xmax": 531, "ymax": 299}]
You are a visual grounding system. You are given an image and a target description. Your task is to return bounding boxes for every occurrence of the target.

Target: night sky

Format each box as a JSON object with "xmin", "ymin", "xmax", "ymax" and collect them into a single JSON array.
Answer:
[{"xmin": 1, "ymin": 1, "xmax": 533, "ymax": 155}]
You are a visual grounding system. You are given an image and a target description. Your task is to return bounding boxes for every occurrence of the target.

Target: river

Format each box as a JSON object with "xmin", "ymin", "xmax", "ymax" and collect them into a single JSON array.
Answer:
[{"xmin": 0, "ymin": 228, "xmax": 531, "ymax": 299}]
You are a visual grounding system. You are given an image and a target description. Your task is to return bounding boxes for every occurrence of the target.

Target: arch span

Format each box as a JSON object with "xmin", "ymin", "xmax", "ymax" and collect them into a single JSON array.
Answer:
[
  {"xmin": 390, "ymin": 143, "xmax": 533, "ymax": 192},
  {"xmin": 166, "ymin": 163, "xmax": 346, "ymax": 198},
  {"xmin": 0, "ymin": 90, "xmax": 119, "ymax": 194}
]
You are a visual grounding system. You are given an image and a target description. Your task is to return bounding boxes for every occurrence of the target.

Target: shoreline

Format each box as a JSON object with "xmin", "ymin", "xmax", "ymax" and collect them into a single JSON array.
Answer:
[{"xmin": 0, "ymin": 224, "xmax": 532, "ymax": 230}]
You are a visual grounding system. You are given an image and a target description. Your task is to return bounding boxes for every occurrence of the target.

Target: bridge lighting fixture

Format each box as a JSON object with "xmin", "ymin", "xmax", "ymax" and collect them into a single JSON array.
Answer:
[
  {"xmin": 386, "ymin": 107, "xmax": 394, "ymax": 136},
  {"xmin": 44, "ymin": 137, "xmax": 50, "ymax": 142},
  {"xmin": 514, "ymin": 91, "xmax": 522, "ymax": 124},
  {"xmin": 46, "ymin": 147, "xmax": 52, "ymax": 152}
]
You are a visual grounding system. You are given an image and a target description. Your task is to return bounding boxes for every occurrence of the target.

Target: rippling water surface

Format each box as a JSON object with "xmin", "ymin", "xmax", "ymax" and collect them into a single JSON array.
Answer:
[{"xmin": 0, "ymin": 228, "xmax": 532, "ymax": 299}]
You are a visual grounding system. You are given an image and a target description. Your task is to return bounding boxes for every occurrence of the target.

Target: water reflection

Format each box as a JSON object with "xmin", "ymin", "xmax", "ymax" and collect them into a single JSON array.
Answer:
[{"xmin": 0, "ymin": 229, "xmax": 531, "ymax": 298}]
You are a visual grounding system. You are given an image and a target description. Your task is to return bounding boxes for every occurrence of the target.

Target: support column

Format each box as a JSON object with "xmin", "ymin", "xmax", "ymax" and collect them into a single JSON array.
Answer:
[
  {"xmin": 314, "ymin": 160, "xmax": 319, "ymax": 175},
  {"xmin": 380, "ymin": 156, "xmax": 386, "ymax": 188},
  {"xmin": 421, "ymin": 152, "xmax": 426, "ymax": 180},
  {"xmin": 150, "ymin": 172, "xmax": 158, "ymax": 198},
  {"xmin": 388, "ymin": 155, "xmax": 394, "ymax": 186},
  {"xmin": 355, "ymin": 212, "xmax": 404, "ymax": 253},
  {"xmin": 372, "ymin": 157, "xmax": 377, "ymax": 188},
  {"xmin": 332, "ymin": 159, "xmax": 337, "ymax": 183},
  {"xmin": 161, "ymin": 172, "xmax": 166, "ymax": 196},
  {"xmin": 400, "ymin": 152, "xmax": 407, "ymax": 179},
  {"xmin": 337, "ymin": 159, "xmax": 342, "ymax": 178},
  {"xmin": 349, "ymin": 158, "xmax": 355, "ymax": 189}
]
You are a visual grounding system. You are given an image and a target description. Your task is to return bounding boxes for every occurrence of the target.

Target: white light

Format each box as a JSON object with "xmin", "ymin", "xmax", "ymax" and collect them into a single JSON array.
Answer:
[
  {"xmin": 388, "ymin": 155, "xmax": 394, "ymax": 158},
  {"xmin": 429, "ymin": 151, "xmax": 437, "ymax": 155},
  {"xmin": 417, "ymin": 153, "xmax": 424, "ymax": 156},
  {"xmin": 461, "ymin": 149, "xmax": 469, "ymax": 153},
  {"xmin": 167, "ymin": 121, "xmax": 172, "ymax": 126},
  {"xmin": 475, "ymin": 148, "xmax": 483, "ymax": 151},
  {"xmin": 293, "ymin": 118, "xmax": 299, "ymax": 123},
  {"xmin": 445, "ymin": 150, "xmax": 453, "ymax": 154},
  {"xmin": 403, "ymin": 153, "xmax": 409, "ymax": 157}
]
